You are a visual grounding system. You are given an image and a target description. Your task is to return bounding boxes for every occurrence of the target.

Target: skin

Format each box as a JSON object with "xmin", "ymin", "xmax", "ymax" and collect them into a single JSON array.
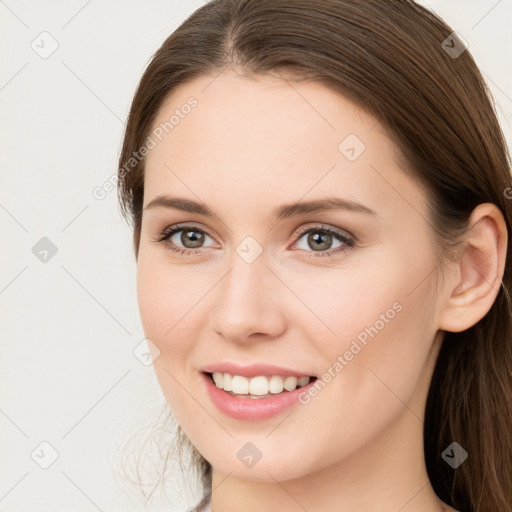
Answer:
[{"xmin": 136, "ymin": 69, "xmax": 507, "ymax": 512}]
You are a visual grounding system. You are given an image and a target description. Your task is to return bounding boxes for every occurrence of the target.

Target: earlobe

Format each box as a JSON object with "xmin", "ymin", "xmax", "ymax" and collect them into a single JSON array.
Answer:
[{"xmin": 438, "ymin": 203, "xmax": 508, "ymax": 333}]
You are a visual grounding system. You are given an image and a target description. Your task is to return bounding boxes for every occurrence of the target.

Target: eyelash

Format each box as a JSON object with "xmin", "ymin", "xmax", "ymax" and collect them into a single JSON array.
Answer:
[{"xmin": 152, "ymin": 223, "xmax": 356, "ymax": 258}]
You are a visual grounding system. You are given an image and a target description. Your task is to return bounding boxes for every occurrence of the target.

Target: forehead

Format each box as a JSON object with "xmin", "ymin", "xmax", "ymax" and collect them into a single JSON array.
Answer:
[
  {"xmin": 142, "ymin": 70, "xmax": 424, "ymax": 222},
  {"xmin": 148, "ymin": 70, "xmax": 378, "ymax": 165}
]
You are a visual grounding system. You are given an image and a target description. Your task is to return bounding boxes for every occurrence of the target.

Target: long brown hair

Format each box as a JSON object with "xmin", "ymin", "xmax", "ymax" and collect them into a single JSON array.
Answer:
[{"xmin": 117, "ymin": 1, "xmax": 512, "ymax": 510}]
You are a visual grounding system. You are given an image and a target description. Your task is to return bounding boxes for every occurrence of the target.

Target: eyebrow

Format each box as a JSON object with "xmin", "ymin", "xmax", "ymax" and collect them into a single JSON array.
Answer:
[{"xmin": 143, "ymin": 195, "xmax": 377, "ymax": 221}]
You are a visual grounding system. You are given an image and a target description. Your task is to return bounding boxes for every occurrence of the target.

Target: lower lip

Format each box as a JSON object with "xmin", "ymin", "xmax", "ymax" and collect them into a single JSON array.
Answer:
[{"xmin": 201, "ymin": 372, "xmax": 317, "ymax": 420}]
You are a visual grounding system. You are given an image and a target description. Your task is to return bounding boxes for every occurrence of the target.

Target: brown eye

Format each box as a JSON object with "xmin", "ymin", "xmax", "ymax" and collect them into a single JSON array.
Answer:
[
  {"xmin": 292, "ymin": 225, "xmax": 355, "ymax": 258},
  {"xmin": 153, "ymin": 224, "xmax": 215, "ymax": 255},
  {"xmin": 179, "ymin": 229, "xmax": 205, "ymax": 248},
  {"xmin": 306, "ymin": 231, "xmax": 333, "ymax": 251}
]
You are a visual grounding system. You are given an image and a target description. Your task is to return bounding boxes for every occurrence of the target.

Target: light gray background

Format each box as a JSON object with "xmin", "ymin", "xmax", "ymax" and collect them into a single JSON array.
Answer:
[{"xmin": 1, "ymin": 1, "xmax": 511, "ymax": 511}]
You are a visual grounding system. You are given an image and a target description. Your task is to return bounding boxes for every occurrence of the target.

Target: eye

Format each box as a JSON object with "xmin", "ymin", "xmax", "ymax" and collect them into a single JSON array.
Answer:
[
  {"xmin": 152, "ymin": 224, "xmax": 216, "ymax": 256},
  {"xmin": 291, "ymin": 224, "xmax": 355, "ymax": 258},
  {"xmin": 153, "ymin": 223, "xmax": 356, "ymax": 258}
]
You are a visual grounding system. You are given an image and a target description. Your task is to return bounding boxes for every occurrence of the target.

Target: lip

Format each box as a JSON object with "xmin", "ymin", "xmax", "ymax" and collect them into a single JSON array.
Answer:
[
  {"xmin": 201, "ymin": 371, "xmax": 318, "ymax": 421},
  {"xmin": 200, "ymin": 362, "xmax": 316, "ymax": 379}
]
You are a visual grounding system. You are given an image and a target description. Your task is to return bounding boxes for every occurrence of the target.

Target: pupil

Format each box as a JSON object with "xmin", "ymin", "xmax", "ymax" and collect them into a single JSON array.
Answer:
[
  {"xmin": 309, "ymin": 232, "xmax": 331, "ymax": 251},
  {"xmin": 182, "ymin": 230, "xmax": 204, "ymax": 248}
]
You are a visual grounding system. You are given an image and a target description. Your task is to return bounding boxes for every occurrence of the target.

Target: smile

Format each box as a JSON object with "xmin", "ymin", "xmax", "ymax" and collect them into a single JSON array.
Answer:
[
  {"xmin": 201, "ymin": 371, "xmax": 318, "ymax": 420},
  {"xmin": 210, "ymin": 371, "xmax": 313, "ymax": 397}
]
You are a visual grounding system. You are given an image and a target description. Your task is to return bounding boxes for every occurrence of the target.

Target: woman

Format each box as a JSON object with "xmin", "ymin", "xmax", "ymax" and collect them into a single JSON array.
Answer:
[{"xmin": 117, "ymin": 1, "xmax": 512, "ymax": 510}]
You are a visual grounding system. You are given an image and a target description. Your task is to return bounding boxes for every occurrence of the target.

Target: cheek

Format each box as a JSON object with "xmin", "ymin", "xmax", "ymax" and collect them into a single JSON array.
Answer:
[
  {"xmin": 280, "ymin": 258, "xmax": 408, "ymax": 344},
  {"xmin": 286, "ymin": 290, "xmax": 435, "ymax": 472},
  {"xmin": 305, "ymin": 269, "xmax": 434, "ymax": 420},
  {"xmin": 136, "ymin": 251, "xmax": 199, "ymax": 340},
  {"xmin": 135, "ymin": 255, "xmax": 194, "ymax": 385},
  {"xmin": 136, "ymin": 258, "xmax": 192, "ymax": 414},
  {"xmin": 136, "ymin": 254, "xmax": 212, "ymax": 390},
  {"xmin": 136, "ymin": 258, "xmax": 168, "ymax": 338},
  {"xmin": 297, "ymin": 251, "xmax": 436, "ymax": 405}
]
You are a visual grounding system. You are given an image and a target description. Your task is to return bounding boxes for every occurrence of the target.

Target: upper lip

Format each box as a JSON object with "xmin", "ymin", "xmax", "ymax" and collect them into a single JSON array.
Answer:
[{"xmin": 201, "ymin": 362, "xmax": 316, "ymax": 379}]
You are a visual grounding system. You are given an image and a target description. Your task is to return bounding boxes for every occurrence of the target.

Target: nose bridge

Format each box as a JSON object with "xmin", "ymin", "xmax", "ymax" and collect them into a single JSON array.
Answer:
[
  {"xmin": 212, "ymin": 246, "xmax": 285, "ymax": 341},
  {"xmin": 224, "ymin": 249, "xmax": 267, "ymax": 305}
]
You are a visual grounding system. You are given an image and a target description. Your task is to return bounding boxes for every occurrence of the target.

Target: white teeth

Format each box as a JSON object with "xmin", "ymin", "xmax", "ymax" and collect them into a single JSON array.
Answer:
[
  {"xmin": 212, "ymin": 372, "xmax": 223, "ymax": 387},
  {"xmin": 297, "ymin": 376, "xmax": 310, "ymax": 387},
  {"xmin": 231, "ymin": 375, "xmax": 249, "ymax": 394},
  {"xmin": 283, "ymin": 376, "xmax": 298, "ymax": 391},
  {"xmin": 223, "ymin": 373, "xmax": 232, "ymax": 391},
  {"xmin": 249, "ymin": 376, "xmax": 269, "ymax": 395},
  {"xmin": 268, "ymin": 375, "xmax": 284, "ymax": 393},
  {"xmin": 211, "ymin": 372, "xmax": 312, "ymax": 395}
]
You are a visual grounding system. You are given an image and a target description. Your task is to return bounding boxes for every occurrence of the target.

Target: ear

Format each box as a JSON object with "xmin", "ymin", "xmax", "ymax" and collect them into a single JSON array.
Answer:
[{"xmin": 438, "ymin": 203, "xmax": 508, "ymax": 333}]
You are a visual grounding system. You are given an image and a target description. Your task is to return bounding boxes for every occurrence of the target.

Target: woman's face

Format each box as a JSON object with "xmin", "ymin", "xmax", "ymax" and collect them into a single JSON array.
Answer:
[{"xmin": 137, "ymin": 70, "xmax": 446, "ymax": 481}]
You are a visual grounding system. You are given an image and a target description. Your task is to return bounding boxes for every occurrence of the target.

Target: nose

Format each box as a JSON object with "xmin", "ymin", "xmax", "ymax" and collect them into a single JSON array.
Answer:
[{"xmin": 211, "ymin": 252, "xmax": 287, "ymax": 344}]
